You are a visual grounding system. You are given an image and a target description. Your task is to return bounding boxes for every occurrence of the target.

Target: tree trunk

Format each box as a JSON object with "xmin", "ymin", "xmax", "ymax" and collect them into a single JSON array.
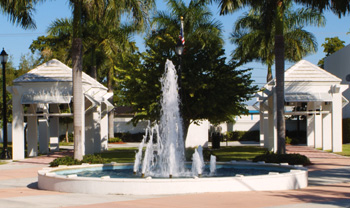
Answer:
[
  {"xmin": 275, "ymin": 1, "xmax": 286, "ymax": 154},
  {"xmin": 72, "ymin": 0, "xmax": 85, "ymax": 160},
  {"xmin": 107, "ymin": 66, "xmax": 114, "ymax": 139},
  {"xmin": 90, "ymin": 46, "xmax": 97, "ymax": 79},
  {"xmin": 267, "ymin": 64, "xmax": 273, "ymax": 83},
  {"xmin": 65, "ymin": 123, "xmax": 69, "ymax": 143},
  {"xmin": 108, "ymin": 95, "xmax": 114, "ymax": 139}
]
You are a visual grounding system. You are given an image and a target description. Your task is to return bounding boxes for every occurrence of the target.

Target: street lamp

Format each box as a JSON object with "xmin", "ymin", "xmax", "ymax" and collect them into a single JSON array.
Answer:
[{"xmin": 0, "ymin": 48, "xmax": 10, "ymax": 159}]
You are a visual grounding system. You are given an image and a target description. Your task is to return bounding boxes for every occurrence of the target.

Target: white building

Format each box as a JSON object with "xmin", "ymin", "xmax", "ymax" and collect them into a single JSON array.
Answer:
[
  {"xmin": 8, "ymin": 59, "xmax": 113, "ymax": 160},
  {"xmin": 258, "ymin": 60, "xmax": 348, "ymax": 152},
  {"xmin": 324, "ymin": 44, "xmax": 350, "ymax": 118}
]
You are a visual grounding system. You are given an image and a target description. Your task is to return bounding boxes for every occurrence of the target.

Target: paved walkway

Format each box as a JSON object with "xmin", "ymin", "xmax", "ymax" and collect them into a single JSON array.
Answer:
[{"xmin": 0, "ymin": 145, "xmax": 350, "ymax": 208}]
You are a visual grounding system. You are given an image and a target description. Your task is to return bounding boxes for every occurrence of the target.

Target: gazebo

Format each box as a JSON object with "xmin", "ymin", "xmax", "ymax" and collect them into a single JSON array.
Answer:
[
  {"xmin": 8, "ymin": 59, "xmax": 113, "ymax": 160},
  {"xmin": 257, "ymin": 60, "xmax": 348, "ymax": 153}
]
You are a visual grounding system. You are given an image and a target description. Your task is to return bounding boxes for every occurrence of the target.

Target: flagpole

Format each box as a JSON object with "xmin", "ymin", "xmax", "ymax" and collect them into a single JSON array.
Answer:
[{"xmin": 175, "ymin": 16, "xmax": 185, "ymax": 104}]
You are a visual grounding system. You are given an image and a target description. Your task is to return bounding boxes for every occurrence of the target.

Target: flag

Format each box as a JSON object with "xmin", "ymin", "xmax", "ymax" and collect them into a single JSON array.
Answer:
[{"xmin": 179, "ymin": 17, "xmax": 185, "ymax": 46}]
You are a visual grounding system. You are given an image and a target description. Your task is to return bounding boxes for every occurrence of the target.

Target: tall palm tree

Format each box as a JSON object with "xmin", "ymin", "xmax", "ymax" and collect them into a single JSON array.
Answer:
[
  {"xmin": 1, "ymin": 0, "xmax": 154, "ymax": 159},
  {"xmin": 210, "ymin": 0, "xmax": 303, "ymax": 154},
  {"xmin": 212, "ymin": 0, "xmax": 350, "ymax": 154},
  {"xmin": 231, "ymin": 1, "xmax": 324, "ymax": 82}
]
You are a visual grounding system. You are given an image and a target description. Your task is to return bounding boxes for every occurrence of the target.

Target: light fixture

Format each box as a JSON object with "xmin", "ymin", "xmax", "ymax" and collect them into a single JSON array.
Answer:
[{"xmin": 0, "ymin": 48, "xmax": 8, "ymax": 64}]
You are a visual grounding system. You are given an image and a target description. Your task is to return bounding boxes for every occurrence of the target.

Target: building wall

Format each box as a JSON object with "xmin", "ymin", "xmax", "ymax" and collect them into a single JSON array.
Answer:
[
  {"xmin": 324, "ymin": 44, "xmax": 350, "ymax": 118},
  {"xmin": 114, "ymin": 117, "xmax": 149, "ymax": 134}
]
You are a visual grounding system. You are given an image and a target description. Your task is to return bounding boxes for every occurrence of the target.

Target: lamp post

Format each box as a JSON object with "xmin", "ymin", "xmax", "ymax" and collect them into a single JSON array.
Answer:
[{"xmin": 0, "ymin": 48, "xmax": 10, "ymax": 159}]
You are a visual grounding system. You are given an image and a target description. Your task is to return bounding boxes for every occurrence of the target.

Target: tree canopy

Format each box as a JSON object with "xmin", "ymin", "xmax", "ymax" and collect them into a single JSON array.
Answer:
[
  {"xmin": 116, "ymin": 0, "xmax": 258, "ymax": 137},
  {"xmin": 231, "ymin": 1, "xmax": 324, "ymax": 82},
  {"xmin": 317, "ymin": 36, "xmax": 345, "ymax": 68}
]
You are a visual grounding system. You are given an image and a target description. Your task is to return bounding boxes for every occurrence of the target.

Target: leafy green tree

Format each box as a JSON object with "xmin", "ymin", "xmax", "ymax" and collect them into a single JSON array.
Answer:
[
  {"xmin": 317, "ymin": 37, "xmax": 345, "ymax": 68},
  {"xmin": 231, "ymin": 2, "xmax": 324, "ymax": 82},
  {"xmin": 116, "ymin": 0, "xmax": 258, "ymax": 139},
  {"xmin": 29, "ymin": 18, "xmax": 73, "ymax": 65}
]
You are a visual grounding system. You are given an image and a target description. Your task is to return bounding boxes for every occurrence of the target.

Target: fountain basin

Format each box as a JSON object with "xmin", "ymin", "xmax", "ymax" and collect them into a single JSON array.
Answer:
[{"xmin": 38, "ymin": 161, "xmax": 308, "ymax": 195}]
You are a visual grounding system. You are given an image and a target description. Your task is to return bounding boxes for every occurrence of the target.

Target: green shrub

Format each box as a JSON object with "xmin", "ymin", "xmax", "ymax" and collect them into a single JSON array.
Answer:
[
  {"xmin": 49, "ymin": 154, "xmax": 106, "ymax": 167},
  {"xmin": 114, "ymin": 133, "xmax": 144, "ymax": 142},
  {"xmin": 343, "ymin": 118, "xmax": 350, "ymax": 144},
  {"xmin": 224, "ymin": 131, "xmax": 259, "ymax": 142},
  {"xmin": 252, "ymin": 152, "xmax": 311, "ymax": 166},
  {"xmin": 81, "ymin": 154, "xmax": 106, "ymax": 164},
  {"xmin": 49, "ymin": 156, "xmax": 81, "ymax": 167},
  {"xmin": 285, "ymin": 136, "xmax": 292, "ymax": 145},
  {"xmin": 108, "ymin": 137, "xmax": 123, "ymax": 143}
]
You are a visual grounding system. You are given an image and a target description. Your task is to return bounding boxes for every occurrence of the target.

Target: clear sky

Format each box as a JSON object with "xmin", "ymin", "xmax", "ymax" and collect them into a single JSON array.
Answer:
[{"xmin": 1, "ymin": 0, "xmax": 350, "ymax": 88}]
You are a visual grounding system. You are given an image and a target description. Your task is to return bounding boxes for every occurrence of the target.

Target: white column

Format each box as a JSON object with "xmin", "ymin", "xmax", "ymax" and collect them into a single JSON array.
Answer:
[
  {"xmin": 100, "ymin": 104, "xmax": 108, "ymax": 151},
  {"xmin": 85, "ymin": 110, "xmax": 95, "ymax": 155},
  {"xmin": 12, "ymin": 90, "xmax": 25, "ymax": 160},
  {"xmin": 314, "ymin": 112, "xmax": 323, "ymax": 149},
  {"xmin": 259, "ymin": 106, "xmax": 264, "ymax": 147},
  {"xmin": 322, "ymin": 103, "xmax": 332, "ymax": 150},
  {"xmin": 39, "ymin": 119, "xmax": 50, "ymax": 154},
  {"xmin": 93, "ymin": 105, "xmax": 102, "ymax": 153},
  {"xmin": 332, "ymin": 88, "xmax": 343, "ymax": 152},
  {"xmin": 306, "ymin": 114, "xmax": 315, "ymax": 147},
  {"xmin": 49, "ymin": 105, "xmax": 60, "ymax": 152},
  {"xmin": 27, "ymin": 104, "xmax": 38, "ymax": 157}
]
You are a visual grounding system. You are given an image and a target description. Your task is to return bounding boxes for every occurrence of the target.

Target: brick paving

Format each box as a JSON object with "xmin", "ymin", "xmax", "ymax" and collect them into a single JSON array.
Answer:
[
  {"xmin": 0, "ymin": 145, "xmax": 349, "ymax": 208},
  {"xmin": 286, "ymin": 145, "xmax": 348, "ymax": 159}
]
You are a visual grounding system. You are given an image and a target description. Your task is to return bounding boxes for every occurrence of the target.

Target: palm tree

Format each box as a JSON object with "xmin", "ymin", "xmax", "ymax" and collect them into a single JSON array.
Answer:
[
  {"xmin": 210, "ymin": 0, "xmax": 305, "ymax": 154},
  {"xmin": 212, "ymin": 0, "xmax": 350, "ymax": 154},
  {"xmin": 231, "ymin": 1, "xmax": 324, "ymax": 82},
  {"xmin": 295, "ymin": 0, "xmax": 350, "ymax": 17},
  {"xmin": 0, "ymin": 0, "xmax": 39, "ymax": 29},
  {"xmin": 1, "ymin": 0, "xmax": 154, "ymax": 159}
]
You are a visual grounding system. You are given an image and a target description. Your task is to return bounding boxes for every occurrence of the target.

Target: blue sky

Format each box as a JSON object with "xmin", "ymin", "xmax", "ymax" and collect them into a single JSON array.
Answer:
[{"xmin": 1, "ymin": 0, "xmax": 350, "ymax": 87}]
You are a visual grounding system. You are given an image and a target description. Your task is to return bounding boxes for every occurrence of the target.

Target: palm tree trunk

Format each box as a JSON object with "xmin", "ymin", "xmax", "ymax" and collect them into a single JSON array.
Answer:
[
  {"xmin": 275, "ymin": 1, "xmax": 286, "ymax": 154},
  {"xmin": 107, "ymin": 66, "xmax": 114, "ymax": 139},
  {"xmin": 90, "ymin": 45, "xmax": 97, "ymax": 79},
  {"xmin": 267, "ymin": 64, "xmax": 273, "ymax": 83},
  {"xmin": 72, "ymin": 0, "xmax": 85, "ymax": 160}
]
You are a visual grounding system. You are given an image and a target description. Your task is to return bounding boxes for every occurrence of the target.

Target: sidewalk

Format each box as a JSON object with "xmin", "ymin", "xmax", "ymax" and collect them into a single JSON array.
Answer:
[{"xmin": 0, "ymin": 145, "xmax": 349, "ymax": 208}]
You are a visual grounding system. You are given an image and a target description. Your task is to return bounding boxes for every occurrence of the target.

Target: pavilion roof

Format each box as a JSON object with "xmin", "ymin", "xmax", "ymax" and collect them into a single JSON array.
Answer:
[
  {"xmin": 13, "ymin": 59, "xmax": 107, "ymax": 90},
  {"xmin": 266, "ymin": 59, "xmax": 342, "ymax": 86}
]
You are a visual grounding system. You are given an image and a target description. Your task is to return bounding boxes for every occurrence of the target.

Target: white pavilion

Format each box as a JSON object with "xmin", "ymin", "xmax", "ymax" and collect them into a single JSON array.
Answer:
[
  {"xmin": 8, "ymin": 59, "xmax": 113, "ymax": 160},
  {"xmin": 257, "ymin": 60, "xmax": 348, "ymax": 152}
]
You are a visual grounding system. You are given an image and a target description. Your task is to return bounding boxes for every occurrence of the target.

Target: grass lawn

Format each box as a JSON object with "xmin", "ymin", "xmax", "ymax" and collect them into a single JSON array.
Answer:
[
  {"xmin": 334, "ymin": 144, "xmax": 350, "ymax": 156},
  {"xmin": 99, "ymin": 146, "xmax": 267, "ymax": 163},
  {"xmin": 100, "ymin": 147, "xmax": 139, "ymax": 163},
  {"xmin": 206, "ymin": 146, "xmax": 267, "ymax": 162},
  {"xmin": 59, "ymin": 142, "xmax": 74, "ymax": 146},
  {"xmin": 317, "ymin": 144, "xmax": 350, "ymax": 157}
]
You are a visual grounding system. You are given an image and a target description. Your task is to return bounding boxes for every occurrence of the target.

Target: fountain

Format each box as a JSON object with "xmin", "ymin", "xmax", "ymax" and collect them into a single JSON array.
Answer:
[
  {"xmin": 133, "ymin": 60, "xmax": 205, "ymax": 178},
  {"xmin": 38, "ymin": 60, "xmax": 308, "ymax": 195}
]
